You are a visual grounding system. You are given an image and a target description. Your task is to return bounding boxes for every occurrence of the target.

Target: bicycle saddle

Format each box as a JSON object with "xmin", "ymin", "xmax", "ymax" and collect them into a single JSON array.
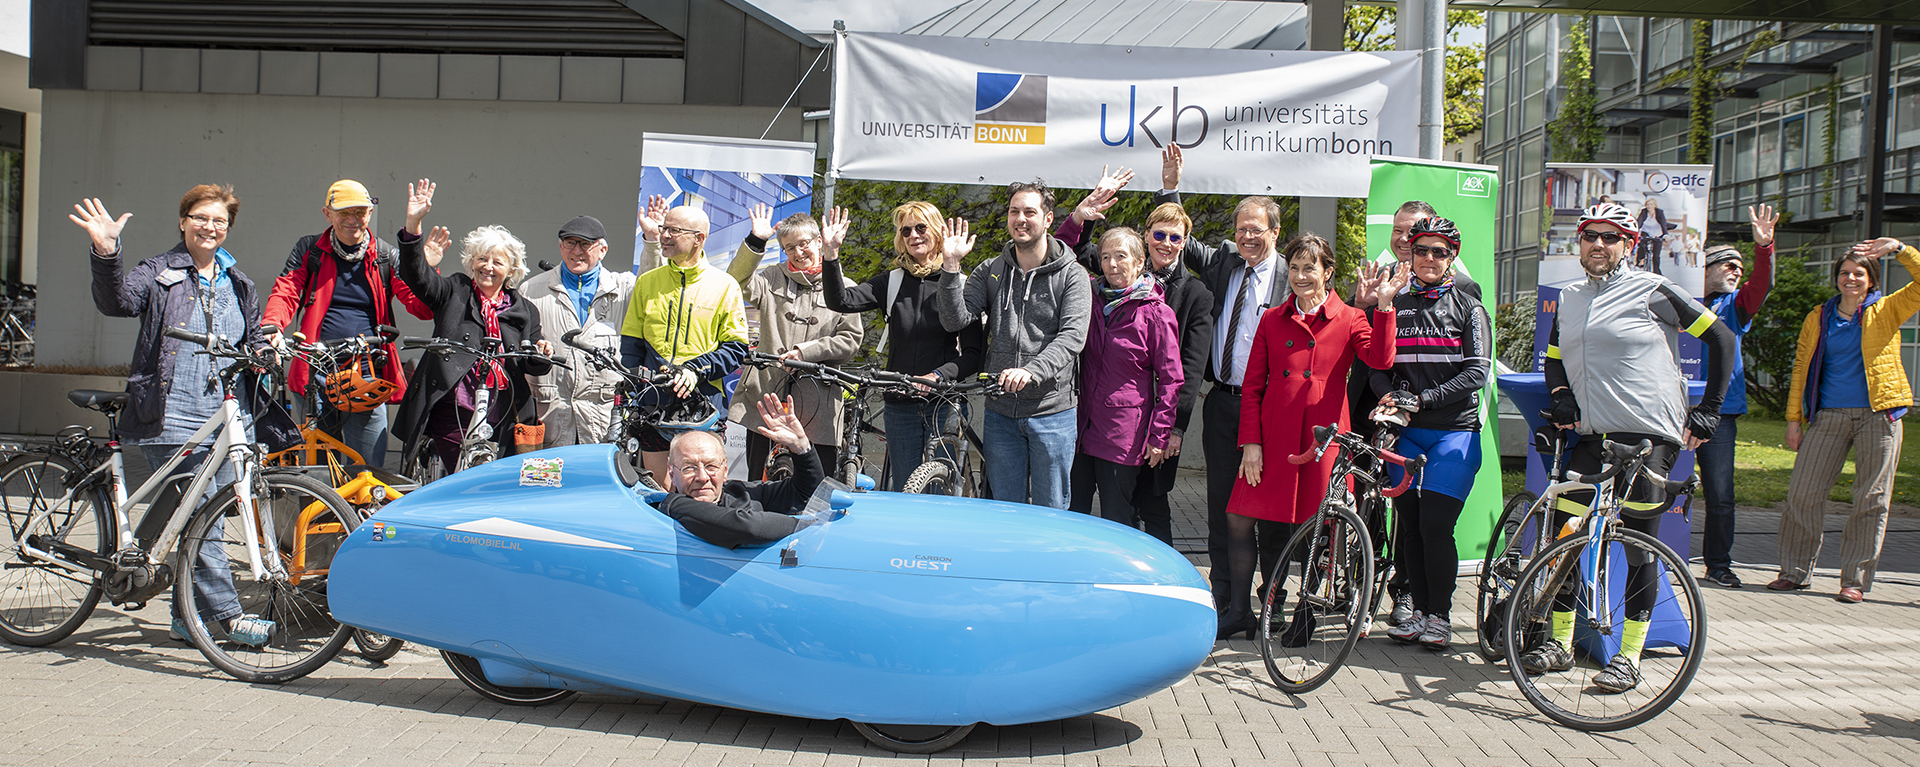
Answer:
[{"xmin": 68, "ymin": 389, "xmax": 129, "ymax": 412}]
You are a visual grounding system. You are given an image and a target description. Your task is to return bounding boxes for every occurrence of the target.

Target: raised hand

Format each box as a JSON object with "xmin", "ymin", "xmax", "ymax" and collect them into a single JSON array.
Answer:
[
  {"xmin": 639, "ymin": 194, "xmax": 670, "ymax": 242},
  {"xmin": 69, "ymin": 198, "xmax": 131, "ymax": 255},
  {"xmin": 1851, "ymin": 237, "xmax": 1904, "ymax": 260},
  {"xmin": 1094, "ymin": 164, "xmax": 1135, "ymax": 196},
  {"xmin": 1161, "ymin": 144, "xmax": 1183, "ymax": 190},
  {"xmin": 1749, "ymin": 203, "xmax": 1778, "ymax": 248},
  {"xmin": 749, "ymin": 202, "xmax": 776, "ymax": 243},
  {"xmin": 755, "ymin": 393, "xmax": 810, "ymax": 453},
  {"xmin": 1072, "ymin": 185, "xmax": 1121, "ymax": 224},
  {"xmin": 943, "ymin": 217, "xmax": 976, "ymax": 271},
  {"xmin": 1379, "ymin": 260, "xmax": 1411, "ymax": 297},
  {"xmin": 423, "ymin": 225, "xmax": 452, "ymax": 267},
  {"xmin": 821, "ymin": 206, "xmax": 850, "ymax": 258},
  {"xmin": 1352, "ymin": 261, "xmax": 1385, "ymax": 308},
  {"xmin": 405, "ymin": 179, "xmax": 435, "ymax": 233}
]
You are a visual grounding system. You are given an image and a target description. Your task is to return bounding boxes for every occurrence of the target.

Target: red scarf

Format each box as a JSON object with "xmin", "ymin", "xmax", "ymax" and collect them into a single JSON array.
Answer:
[{"xmin": 475, "ymin": 285, "xmax": 511, "ymax": 389}]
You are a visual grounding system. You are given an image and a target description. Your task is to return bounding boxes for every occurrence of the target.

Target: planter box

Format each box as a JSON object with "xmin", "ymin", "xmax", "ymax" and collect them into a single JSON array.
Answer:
[{"xmin": 0, "ymin": 372, "xmax": 129, "ymax": 437}]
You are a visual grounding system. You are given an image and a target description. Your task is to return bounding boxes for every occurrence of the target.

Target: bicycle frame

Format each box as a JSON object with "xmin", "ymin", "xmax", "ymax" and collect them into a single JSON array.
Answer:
[{"xmin": 1520, "ymin": 452, "xmax": 1669, "ymax": 638}]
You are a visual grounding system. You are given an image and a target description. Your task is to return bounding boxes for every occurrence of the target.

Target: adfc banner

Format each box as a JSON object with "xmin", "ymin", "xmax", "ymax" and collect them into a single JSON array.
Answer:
[
  {"xmin": 1365, "ymin": 157, "xmax": 1502, "ymax": 567},
  {"xmin": 832, "ymin": 32, "xmax": 1420, "ymax": 198}
]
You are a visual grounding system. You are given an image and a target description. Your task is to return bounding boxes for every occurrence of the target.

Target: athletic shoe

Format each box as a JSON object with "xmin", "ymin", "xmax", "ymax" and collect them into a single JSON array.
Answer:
[
  {"xmin": 223, "ymin": 615, "xmax": 275, "ymax": 648},
  {"xmin": 1520, "ymin": 642, "xmax": 1575, "ymax": 675},
  {"xmin": 1593, "ymin": 655, "xmax": 1642, "ymax": 692},
  {"xmin": 1417, "ymin": 614, "xmax": 1450, "ymax": 649},
  {"xmin": 1387, "ymin": 610, "xmax": 1425, "ymax": 644},
  {"xmin": 1706, "ymin": 569, "xmax": 1742, "ymax": 588},
  {"xmin": 1389, "ymin": 591, "xmax": 1414, "ymax": 627},
  {"xmin": 168, "ymin": 615, "xmax": 189, "ymax": 642}
]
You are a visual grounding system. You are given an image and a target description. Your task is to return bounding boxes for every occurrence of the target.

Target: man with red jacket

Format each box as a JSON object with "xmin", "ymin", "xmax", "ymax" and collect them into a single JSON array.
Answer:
[{"xmin": 262, "ymin": 180, "xmax": 435, "ymax": 469}]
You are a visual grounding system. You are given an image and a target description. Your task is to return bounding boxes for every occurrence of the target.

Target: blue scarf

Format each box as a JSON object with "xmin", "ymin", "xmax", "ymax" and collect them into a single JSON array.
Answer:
[
  {"xmin": 1409, "ymin": 273, "xmax": 1453, "ymax": 300},
  {"xmin": 560, "ymin": 266, "xmax": 600, "ymax": 325}
]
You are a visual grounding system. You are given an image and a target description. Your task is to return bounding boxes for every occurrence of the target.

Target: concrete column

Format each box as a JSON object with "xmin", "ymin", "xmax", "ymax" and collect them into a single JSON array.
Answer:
[
  {"xmin": 1866, "ymin": 25, "xmax": 1892, "ymax": 238},
  {"xmin": 1302, "ymin": 0, "xmax": 1344, "ymax": 243}
]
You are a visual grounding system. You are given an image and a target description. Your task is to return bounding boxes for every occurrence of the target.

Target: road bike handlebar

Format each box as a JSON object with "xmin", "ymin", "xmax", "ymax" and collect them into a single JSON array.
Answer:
[
  {"xmin": 1563, "ymin": 439, "xmax": 1652, "ymax": 486},
  {"xmin": 1283, "ymin": 422, "xmax": 1426, "ymax": 497}
]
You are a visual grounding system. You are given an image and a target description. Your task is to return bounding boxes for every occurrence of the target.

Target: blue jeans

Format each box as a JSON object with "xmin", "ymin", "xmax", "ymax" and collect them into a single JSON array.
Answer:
[
  {"xmin": 1696, "ymin": 414, "xmax": 1739, "ymax": 572},
  {"xmin": 324, "ymin": 404, "xmax": 389, "ymax": 470},
  {"xmin": 882, "ymin": 399, "xmax": 959, "ymax": 491},
  {"xmin": 982, "ymin": 408, "xmax": 1077, "ymax": 509},
  {"xmin": 140, "ymin": 445, "xmax": 243, "ymax": 623}
]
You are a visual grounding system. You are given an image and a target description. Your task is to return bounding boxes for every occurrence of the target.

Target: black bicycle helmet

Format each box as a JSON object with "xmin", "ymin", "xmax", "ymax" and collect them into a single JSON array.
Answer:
[{"xmin": 1406, "ymin": 216, "xmax": 1461, "ymax": 252}]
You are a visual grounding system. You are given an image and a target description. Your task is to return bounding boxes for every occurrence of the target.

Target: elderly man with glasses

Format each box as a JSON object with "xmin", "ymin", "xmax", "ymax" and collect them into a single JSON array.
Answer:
[
  {"xmin": 726, "ymin": 204, "xmax": 864, "ymax": 478},
  {"xmin": 522, "ymin": 214, "xmax": 636, "ymax": 447},
  {"xmin": 656, "ymin": 394, "xmax": 826, "ymax": 548},
  {"xmin": 622, "ymin": 196, "xmax": 752, "ymax": 484}
]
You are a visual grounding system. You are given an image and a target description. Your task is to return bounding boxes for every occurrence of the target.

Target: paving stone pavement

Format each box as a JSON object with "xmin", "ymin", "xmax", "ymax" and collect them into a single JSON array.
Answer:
[{"xmin": 5, "ymin": 481, "xmax": 1919, "ymax": 766}]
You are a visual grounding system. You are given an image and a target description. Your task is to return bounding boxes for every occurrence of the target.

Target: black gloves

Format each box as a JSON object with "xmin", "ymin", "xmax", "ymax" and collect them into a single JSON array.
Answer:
[
  {"xmin": 1380, "ymin": 390, "xmax": 1421, "ymax": 413},
  {"xmin": 1685, "ymin": 406, "xmax": 1720, "ymax": 443},
  {"xmin": 1550, "ymin": 389, "xmax": 1581, "ymax": 429}
]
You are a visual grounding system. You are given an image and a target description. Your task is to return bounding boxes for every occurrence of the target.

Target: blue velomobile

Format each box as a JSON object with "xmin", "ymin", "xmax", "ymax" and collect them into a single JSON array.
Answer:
[{"xmin": 329, "ymin": 444, "xmax": 1215, "ymax": 753}]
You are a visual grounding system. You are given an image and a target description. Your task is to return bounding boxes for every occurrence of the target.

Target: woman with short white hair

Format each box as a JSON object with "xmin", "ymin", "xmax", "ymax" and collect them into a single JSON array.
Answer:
[{"xmin": 389, "ymin": 179, "xmax": 555, "ymax": 476}]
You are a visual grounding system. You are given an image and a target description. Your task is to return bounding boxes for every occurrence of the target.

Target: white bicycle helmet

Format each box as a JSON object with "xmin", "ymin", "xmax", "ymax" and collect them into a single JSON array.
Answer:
[{"xmin": 1577, "ymin": 203, "xmax": 1639, "ymax": 242}]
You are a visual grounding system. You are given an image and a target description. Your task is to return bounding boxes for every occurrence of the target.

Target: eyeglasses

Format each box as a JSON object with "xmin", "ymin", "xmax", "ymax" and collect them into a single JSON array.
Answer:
[
  {"xmin": 560, "ymin": 238, "xmax": 598, "ymax": 252},
  {"xmin": 898, "ymin": 222, "xmax": 930, "ymax": 238},
  {"xmin": 186, "ymin": 214, "xmax": 231, "ymax": 230},
  {"xmin": 332, "ymin": 208, "xmax": 372, "ymax": 220},
  {"xmin": 675, "ymin": 462, "xmax": 726, "ymax": 478},
  {"xmin": 661, "ymin": 225, "xmax": 702, "ymax": 239},
  {"xmin": 1410, "ymin": 244, "xmax": 1455, "ymax": 259},
  {"xmin": 1579, "ymin": 231, "xmax": 1627, "ymax": 245},
  {"xmin": 1150, "ymin": 231, "xmax": 1185, "ymax": 244},
  {"xmin": 1236, "ymin": 226, "xmax": 1272, "ymax": 238}
]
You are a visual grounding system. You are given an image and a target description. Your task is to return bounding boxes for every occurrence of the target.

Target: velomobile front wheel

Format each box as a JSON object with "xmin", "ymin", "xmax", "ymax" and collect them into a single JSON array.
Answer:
[
  {"xmin": 442, "ymin": 651, "xmax": 578, "ymax": 706},
  {"xmin": 849, "ymin": 721, "xmax": 976, "ymax": 753}
]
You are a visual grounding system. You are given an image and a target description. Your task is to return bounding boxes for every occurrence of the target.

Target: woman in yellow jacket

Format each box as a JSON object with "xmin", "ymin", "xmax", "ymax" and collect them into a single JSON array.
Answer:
[{"xmin": 1774, "ymin": 238, "xmax": 1920, "ymax": 603}]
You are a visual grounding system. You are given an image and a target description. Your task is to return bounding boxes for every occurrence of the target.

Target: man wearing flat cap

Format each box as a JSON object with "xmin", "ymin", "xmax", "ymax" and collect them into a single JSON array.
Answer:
[{"xmin": 522, "ymin": 215, "xmax": 636, "ymax": 446}]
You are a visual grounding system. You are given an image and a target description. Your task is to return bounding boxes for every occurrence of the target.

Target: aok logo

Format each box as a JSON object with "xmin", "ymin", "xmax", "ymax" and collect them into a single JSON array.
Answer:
[
  {"xmin": 1457, "ymin": 171, "xmax": 1491, "ymax": 198},
  {"xmin": 975, "ymin": 73, "xmax": 1047, "ymax": 145}
]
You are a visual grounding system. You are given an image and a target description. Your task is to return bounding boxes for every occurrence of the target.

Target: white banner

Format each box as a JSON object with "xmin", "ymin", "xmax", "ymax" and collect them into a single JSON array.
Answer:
[{"xmin": 830, "ymin": 32, "xmax": 1420, "ymax": 198}]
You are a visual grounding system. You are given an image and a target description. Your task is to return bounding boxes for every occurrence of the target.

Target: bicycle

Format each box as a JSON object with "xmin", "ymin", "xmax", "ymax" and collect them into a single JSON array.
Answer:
[
  {"xmin": 1257, "ymin": 421, "xmax": 1425, "ymax": 694},
  {"xmin": 402, "ymin": 335, "xmax": 564, "ymax": 483},
  {"xmin": 0, "ymin": 327, "xmax": 364, "ymax": 682},
  {"xmin": 1500, "ymin": 437, "xmax": 1706, "ymax": 731},
  {"xmin": 1473, "ymin": 418, "xmax": 1563, "ymax": 665},
  {"xmin": 0, "ymin": 281, "xmax": 33, "ymax": 368},
  {"xmin": 261, "ymin": 326, "xmax": 410, "ymax": 471},
  {"xmin": 899, "ymin": 375, "xmax": 999, "ymax": 498},
  {"xmin": 746, "ymin": 353, "xmax": 922, "ymax": 489},
  {"xmin": 562, "ymin": 329, "xmax": 726, "ymax": 490}
]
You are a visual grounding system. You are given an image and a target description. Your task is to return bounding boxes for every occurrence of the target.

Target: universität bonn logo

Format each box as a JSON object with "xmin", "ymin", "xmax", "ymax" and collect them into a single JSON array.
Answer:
[{"xmin": 976, "ymin": 72, "xmax": 1047, "ymax": 145}]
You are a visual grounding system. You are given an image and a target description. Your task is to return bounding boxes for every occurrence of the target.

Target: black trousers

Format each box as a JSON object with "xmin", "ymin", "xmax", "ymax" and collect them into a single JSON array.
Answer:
[
  {"xmin": 1552, "ymin": 431, "xmax": 1677, "ymax": 619},
  {"xmin": 1202, "ymin": 388, "xmax": 1242, "ymax": 608}
]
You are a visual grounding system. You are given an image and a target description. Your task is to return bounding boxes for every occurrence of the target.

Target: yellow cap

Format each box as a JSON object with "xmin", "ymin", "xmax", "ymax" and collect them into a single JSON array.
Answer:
[{"xmin": 324, "ymin": 180, "xmax": 373, "ymax": 210}]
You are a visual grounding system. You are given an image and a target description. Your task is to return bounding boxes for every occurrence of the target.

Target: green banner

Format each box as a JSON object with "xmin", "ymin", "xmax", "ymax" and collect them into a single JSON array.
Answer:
[{"xmin": 1365, "ymin": 157, "xmax": 1502, "ymax": 567}]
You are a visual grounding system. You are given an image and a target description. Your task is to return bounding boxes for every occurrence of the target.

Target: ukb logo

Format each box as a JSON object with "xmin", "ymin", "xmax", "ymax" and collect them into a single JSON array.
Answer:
[{"xmin": 1457, "ymin": 171, "xmax": 1491, "ymax": 198}]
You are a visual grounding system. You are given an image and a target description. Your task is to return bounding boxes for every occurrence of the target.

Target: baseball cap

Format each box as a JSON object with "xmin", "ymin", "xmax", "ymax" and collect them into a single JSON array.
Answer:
[
  {"xmin": 558, "ymin": 215, "xmax": 607, "ymax": 242},
  {"xmin": 325, "ymin": 180, "xmax": 373, "ymax": 210},
  {"xmin": 1702, "ymin": 245, "xmax": 1744, "ymax": 269}
]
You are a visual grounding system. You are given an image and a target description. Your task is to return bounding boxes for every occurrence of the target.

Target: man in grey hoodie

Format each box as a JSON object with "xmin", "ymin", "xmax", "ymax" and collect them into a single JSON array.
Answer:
[{"xmin": 937, "ymin": 180, "xmax": 1093, "ymax": 508}]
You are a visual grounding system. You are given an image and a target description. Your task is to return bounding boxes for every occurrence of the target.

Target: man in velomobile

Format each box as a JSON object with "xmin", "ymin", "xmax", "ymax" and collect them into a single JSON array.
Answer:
[{"xmin": 657, "ymin": 393, "xmax": 826, "ymax": 548}]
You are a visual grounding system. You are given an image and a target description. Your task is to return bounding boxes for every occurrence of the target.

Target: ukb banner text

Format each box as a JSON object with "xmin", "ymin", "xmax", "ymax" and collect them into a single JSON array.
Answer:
[{"xmin": 830, "ymin": 32, "xmax": 1420, "ymax": 198}]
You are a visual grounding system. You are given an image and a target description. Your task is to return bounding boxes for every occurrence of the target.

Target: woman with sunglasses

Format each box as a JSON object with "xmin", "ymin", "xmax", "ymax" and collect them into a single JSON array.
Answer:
[
  {"xmin": 820, "ymin": 202, "xmax": 985, "ymax": 491},
  {"xmin": 1355, "ymin": 217, "xmax": 1491, "ymax": 650}
]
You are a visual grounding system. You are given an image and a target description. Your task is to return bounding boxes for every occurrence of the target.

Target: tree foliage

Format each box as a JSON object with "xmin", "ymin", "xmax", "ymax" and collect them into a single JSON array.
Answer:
[
  {"xmin": 1548, "ymin": 17, "xmax": 1604, "ymax": 163},
  {"xmin": 1345, "ymin": 7, "xmax": 1487, "ymax": 145}
]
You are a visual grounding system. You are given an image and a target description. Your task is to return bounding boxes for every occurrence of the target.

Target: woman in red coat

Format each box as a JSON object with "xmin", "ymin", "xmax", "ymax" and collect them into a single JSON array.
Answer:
[{"xmin": 1218, "ymin": 233, "xmax": 1404, "ymax": 638}]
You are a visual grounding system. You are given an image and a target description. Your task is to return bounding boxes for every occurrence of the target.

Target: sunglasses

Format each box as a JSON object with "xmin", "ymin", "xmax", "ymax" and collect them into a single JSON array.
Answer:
[
  {"xmin": 1579, "ymin": 231, "xmax": 1628, "ymax": 245},
  {"xmin": 1150, "ymin": 231, "xmax": 1185, "ymax": 244},
  {"xmin": 1410, "ymin": 244, "xmax": 1454, "ymax": 259},
  {"xmin": 898, "ymin": 222, "xmax": 930, "ymax": 238}
]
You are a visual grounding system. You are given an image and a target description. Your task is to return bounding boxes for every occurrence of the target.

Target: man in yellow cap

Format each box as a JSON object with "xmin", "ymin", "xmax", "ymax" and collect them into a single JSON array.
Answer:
[{"xmin": 261, "ymin": 180, "xmax": 437, "ymax": 469}]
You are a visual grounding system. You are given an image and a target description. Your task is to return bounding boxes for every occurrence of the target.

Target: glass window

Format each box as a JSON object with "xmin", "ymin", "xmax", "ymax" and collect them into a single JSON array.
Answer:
[
  {"xmin": 1784, "ymin": 117, "xmax": 1806, "ymax": 171},
  {"xmin": 1735, "ymin": 128, "xmax": 1757, "ymax": 182},
  {"xmin": 1840, "ymin": 98, "xmax": 1863, "ymax": 161},
  {"xmin": 1898, "ymin": 83, "xmax": 1920, "ymax": 149},
  {"xmin": 1759, "ymin": 122, "xmax": 1781, "ymax": 177},
  {"xmin": 0, "ymin": 109, "xmax": 20, "ymax": 283}
]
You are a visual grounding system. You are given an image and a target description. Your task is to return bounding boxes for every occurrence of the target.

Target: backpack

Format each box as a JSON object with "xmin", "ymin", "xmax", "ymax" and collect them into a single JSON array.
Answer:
[{"xmin": 298, "ymin": 234, "xmax": 398, "ymax": 308}]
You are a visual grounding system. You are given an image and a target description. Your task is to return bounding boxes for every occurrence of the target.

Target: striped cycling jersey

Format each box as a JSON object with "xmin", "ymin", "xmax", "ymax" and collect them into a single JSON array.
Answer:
[{"xmin": 1370, "ymin": 283, "xmax": 1491, "ymax": 432}]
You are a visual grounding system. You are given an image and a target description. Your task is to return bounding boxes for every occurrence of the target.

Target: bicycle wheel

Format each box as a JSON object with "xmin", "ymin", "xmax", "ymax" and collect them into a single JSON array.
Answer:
[
  {"xmin": 764, "ymin": 452, "xmax": 795, "ymax": 483},
  {"xmin": 0, "ymin": 454, "xmax": 109, "ymax": 646},
  {"xmin": 1476, "ymin": 490, "xmax": 1543, "ymax": 663},
  {"xmin": 1259, "ymin": 505, "xmax": 1373, "ymax": 694},
  {"xmin": 175, "ymin": 472, "xmax": 361, "ymax": 683},
  {"xmin": 1503, "ymin": 526, "xmax": 1706, "ymax": 731},
  {"xmin": 442, "ymin": 651, "xmax": 578, "ymax": 705},
  {"xmin": 353, "ymin": 628, "xmax": 405, "ymax": 662},
  {"xmin": 849, "ymin": 722, "xmax": 977, "ymax": 754},
  {"xmin": 902, "ymin": 461, "xmax": 961, "ymax": 496},
  {"xmin": 1359, "ymin": 494, "xmax": 1395, "ymax": 636}
]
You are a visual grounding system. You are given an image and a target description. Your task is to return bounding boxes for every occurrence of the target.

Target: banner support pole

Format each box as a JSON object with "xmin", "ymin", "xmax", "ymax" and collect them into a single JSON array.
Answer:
[
  {"xmin": 822, "ymin": 22, "xmax": 845, "ymax": 212},
  {"xmin": 1301, "ymin": 0, "xmax": 1343, "ymax": 247}
]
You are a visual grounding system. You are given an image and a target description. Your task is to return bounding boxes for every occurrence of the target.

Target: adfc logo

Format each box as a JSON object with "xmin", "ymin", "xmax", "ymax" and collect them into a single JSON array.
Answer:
[{"xmin": 976, "ymin": 73, "xmax": 1047, "ymax": 145}]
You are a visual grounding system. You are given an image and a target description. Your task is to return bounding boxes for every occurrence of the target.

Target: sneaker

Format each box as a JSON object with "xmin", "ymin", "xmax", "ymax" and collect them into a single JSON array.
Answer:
[
  {"xmin": 1593, "ymin": 655, "xmax": 1642, "ymax": 692},
  {"xmin": 168, "ymin": 614, "xmax": 189, "ymax": 642},
  {"xmin": 1417, "ymin": 614, "xmax": 1451, "ymax": 649},
  {"xmin": 1520, "ymin": 642, "xmax": 1575, "ymax": 675},
  {"xmin": 1706, "ymin": 569, "xmax": 1742, "ymax": 589},
  {"xmin": 223, "ymin": 615, "xmax": 275, "ymax": 648},
  {"xmin": 1389, "ymin": 591, "xmax": 1414, "ymax": 626},
  {"xmin": 1387, "ymin": 610, "xmax": 1426, "ymax": 644}
]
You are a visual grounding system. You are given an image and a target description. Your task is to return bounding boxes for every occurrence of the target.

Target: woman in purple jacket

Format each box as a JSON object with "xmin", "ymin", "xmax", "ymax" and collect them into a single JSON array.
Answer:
[{"xmin": 1069, "ymin": 228, "xmax": 1183, "ymax": 532}]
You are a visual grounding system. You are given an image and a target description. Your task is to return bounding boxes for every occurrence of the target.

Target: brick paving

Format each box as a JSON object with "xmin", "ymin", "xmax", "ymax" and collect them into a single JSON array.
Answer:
[{"xmin": 5, "ymin": 468, "xmax": 1919, "ymax": 765}]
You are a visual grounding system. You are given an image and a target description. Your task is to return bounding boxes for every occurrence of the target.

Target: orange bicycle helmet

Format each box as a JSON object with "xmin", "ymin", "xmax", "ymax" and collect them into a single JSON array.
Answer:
[{"xmin": 323, "ymin": 354, "xmax": 398, "ymax": 412}]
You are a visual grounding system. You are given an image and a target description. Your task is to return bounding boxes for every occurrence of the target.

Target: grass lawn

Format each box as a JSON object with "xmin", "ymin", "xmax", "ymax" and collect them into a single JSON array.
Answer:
[{"xmin": 1498, "ymin": 417, "xmax": 1920, "ymax": 508}]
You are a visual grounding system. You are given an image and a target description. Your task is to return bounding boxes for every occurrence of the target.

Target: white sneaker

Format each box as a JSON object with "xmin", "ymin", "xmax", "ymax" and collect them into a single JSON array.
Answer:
[
  {"xmin": 1387, "ymin": 610, "xmax": 1425, "ymax": 644},
  {"xmin": 1418, "ymin": 614, "xmax": 1450, "ymax": 649}
]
